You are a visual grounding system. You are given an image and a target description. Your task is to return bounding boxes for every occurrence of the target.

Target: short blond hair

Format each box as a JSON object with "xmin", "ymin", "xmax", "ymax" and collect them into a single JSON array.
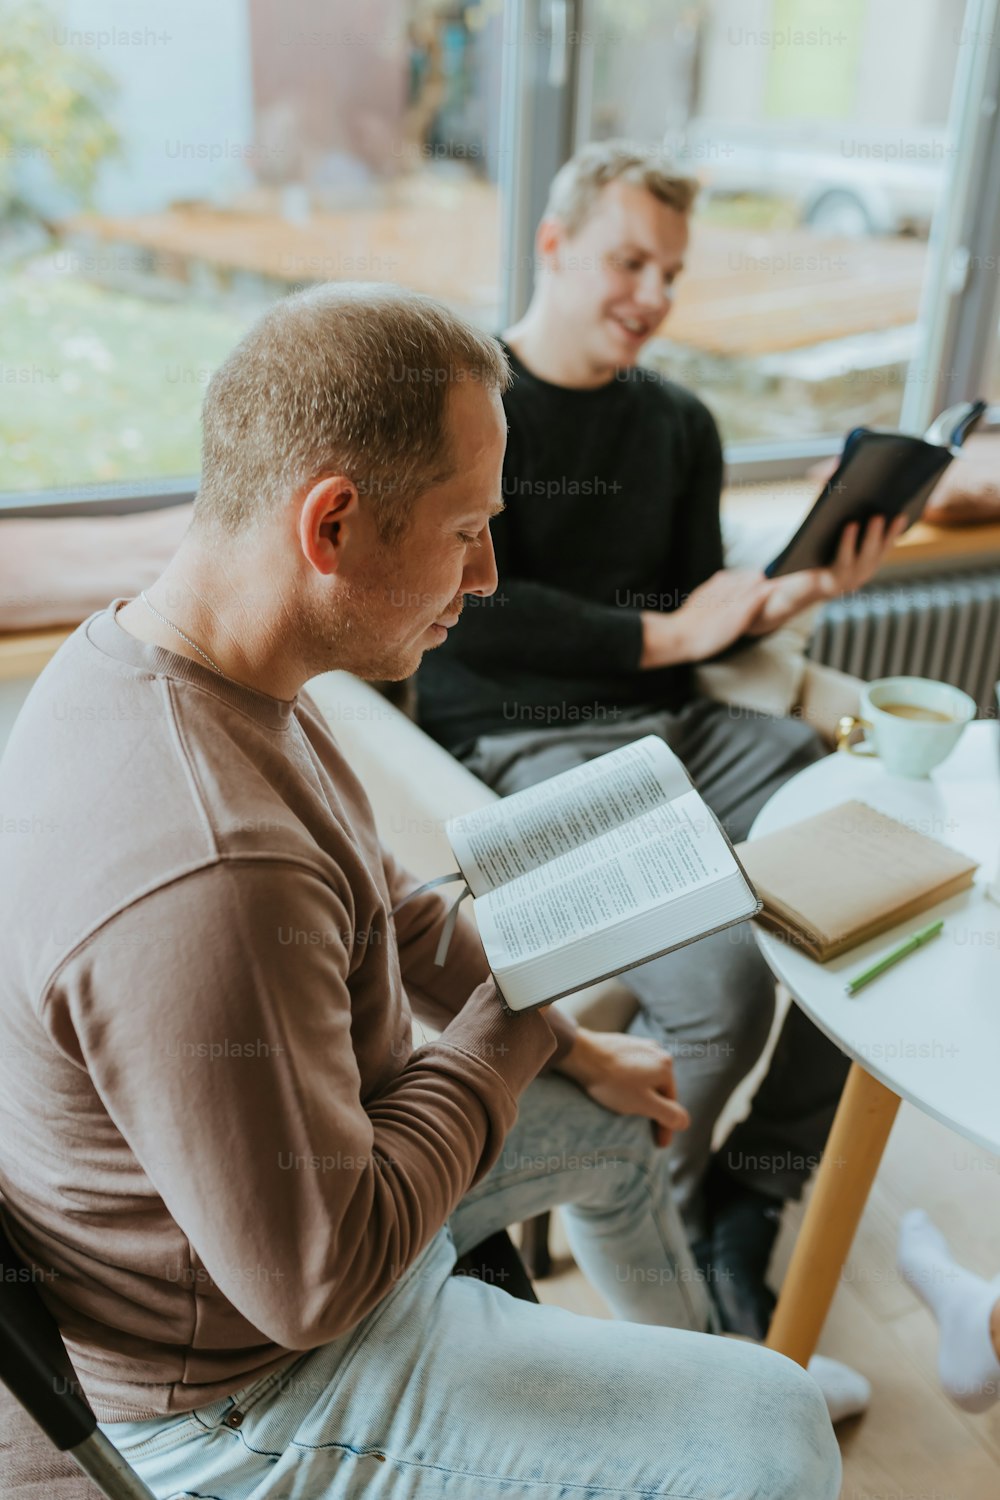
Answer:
[
  {"xmin": 194, "ymin": 283, "xmax": 509, "ymax": 540},
  {"xmin": 544, "ymin": 140, "xmax": 698, "ymax": 236}
]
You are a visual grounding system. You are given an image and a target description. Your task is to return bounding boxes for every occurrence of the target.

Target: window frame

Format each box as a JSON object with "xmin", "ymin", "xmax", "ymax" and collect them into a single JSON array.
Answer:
[
  {"xmin": 899, "ymin": 0, "xmax": 1000, "ymax": 435},
  {"xmin": 0, "ymin": 477, "xmax": 196, "ymax": 519}
]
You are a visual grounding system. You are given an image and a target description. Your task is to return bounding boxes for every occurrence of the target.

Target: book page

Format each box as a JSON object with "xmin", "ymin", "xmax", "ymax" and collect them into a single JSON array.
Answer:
[
  {"xmin": 496, "ymin": 879, "xmax": 759, "ymax": 1011},
  {"xmin": 473, "ymin": 789, "xmax": 736, "ymax": 968},
  {"xmin": 447, "ymin": 735, "xmax": 691, "ymax": 896}
]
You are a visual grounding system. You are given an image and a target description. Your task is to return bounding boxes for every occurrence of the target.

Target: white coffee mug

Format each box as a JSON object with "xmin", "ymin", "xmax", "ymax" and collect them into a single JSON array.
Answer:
[{"xmin": 836, "ymin": 675, "xmax": 976, "ymax": 778}]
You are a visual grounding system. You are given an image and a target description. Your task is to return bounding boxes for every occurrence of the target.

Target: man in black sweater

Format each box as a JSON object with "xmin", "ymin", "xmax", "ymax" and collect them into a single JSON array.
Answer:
[{"xmin": 418, "ymin": 141, "xmax": 903, "ymax": 1341}]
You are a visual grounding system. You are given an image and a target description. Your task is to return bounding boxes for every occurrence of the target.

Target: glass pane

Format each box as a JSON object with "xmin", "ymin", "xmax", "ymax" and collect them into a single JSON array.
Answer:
[
  {"xmin": 989, "ymin": 324, "xmax": 1000, "ymax": 402},
  {"xmin": 585, "ymin": 0, "xmax": 965, "ymax": 446},
  {"xmin": 0, "ymin": 0, "xmax": 506, "ymax": 493}
]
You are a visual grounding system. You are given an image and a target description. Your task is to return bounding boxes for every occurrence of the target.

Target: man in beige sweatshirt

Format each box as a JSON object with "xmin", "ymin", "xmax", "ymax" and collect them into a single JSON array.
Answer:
[{"xmin": 0, "ymin": 284, "xmax": 839, "ymax": 1498}]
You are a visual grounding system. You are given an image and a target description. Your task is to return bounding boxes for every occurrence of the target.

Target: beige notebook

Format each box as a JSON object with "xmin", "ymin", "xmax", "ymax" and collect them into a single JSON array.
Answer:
[{"xmin": 738, "ymin": 800, "xmax": 978, "ymax": 962}]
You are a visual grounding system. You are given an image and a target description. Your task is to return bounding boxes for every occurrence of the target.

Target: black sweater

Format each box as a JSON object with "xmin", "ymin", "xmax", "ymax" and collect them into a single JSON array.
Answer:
[{"xmin": 416, "ymin": 344, "xmax": 725, "ymax": 755}]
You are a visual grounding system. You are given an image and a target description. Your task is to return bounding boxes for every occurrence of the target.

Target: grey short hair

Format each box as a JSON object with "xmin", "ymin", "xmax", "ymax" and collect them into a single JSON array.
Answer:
[
  {"xmin": 194, "ymin": 282, "xmax": 510, "ymax": 540},
  {"xmin": 544, "ymin": 140, "xmax": 699, "ymax": 235}
]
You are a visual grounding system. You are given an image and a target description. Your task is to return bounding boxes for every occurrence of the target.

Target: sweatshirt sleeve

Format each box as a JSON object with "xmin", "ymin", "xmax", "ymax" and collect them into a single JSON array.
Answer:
[
  {"xmin": 448, "ymin": 499, "xmax": 644, "ymax": 678},
  {"xmin": 41, "ymin": 860, "xmax": 556, "ymax": 1351},
  {"xmin": 381, "ymin": 846, "xmax": 578, "ymax": 1066}
]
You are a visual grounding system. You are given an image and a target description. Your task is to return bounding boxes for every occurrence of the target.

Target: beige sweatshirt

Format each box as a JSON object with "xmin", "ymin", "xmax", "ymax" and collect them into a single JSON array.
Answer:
[{"xmin": 0, "ymin": 603, "xmax": 574, "ymax": 1419}]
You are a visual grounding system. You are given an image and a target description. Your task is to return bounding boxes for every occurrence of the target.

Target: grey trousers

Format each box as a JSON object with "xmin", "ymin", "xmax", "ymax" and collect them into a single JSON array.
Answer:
[{"xmin": 461, "ymin": 699, "xmax": 851, "ymax": 1238}]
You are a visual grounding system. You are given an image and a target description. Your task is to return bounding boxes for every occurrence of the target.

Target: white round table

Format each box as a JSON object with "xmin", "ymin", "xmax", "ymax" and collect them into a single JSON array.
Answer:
[{"xmin": 748, "ymin": 721, "xmax": 1000, "ymax": 1365}]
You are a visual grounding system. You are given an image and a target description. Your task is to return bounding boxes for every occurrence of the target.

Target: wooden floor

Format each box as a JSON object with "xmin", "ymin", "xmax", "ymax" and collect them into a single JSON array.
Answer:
[{"xmin": 523, "ymin": 1076, "xmax": 1000, "ymax": 1497}]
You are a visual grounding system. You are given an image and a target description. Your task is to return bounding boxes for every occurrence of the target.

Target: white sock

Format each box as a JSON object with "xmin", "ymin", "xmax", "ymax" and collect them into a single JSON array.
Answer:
[
  {"xmin": 807, "ymin": 1354, "xmax": 871, "ymax": 1424},
  {"xmin": 897, "ymin": 1209, "xmax": 1000, "ymax": 1413}
]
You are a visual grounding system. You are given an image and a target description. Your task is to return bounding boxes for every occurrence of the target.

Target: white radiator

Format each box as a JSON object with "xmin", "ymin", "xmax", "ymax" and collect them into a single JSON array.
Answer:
[{"xmin": 809, "ymin": 568, "xmax": 1000, "ymax": 715}]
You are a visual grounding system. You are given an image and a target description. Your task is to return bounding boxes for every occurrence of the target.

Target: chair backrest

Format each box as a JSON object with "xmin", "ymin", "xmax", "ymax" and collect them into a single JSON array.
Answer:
[
  {"xmin": 0, "ymin": 1217, "xmax": 158, "ymax": 1499},
  {"xmin": 0, "ymin": 1217, "xmax": 95, "ymax": 1454}
]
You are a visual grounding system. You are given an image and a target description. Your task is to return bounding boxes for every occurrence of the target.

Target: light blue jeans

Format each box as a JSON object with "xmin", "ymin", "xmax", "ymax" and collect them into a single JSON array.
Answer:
[{"xmin": 100, "ymin": 1074, "xmax": 840, "ymax": 1499}]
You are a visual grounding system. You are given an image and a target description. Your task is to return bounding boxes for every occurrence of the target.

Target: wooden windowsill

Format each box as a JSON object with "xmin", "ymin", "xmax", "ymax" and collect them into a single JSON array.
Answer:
[
  {"xmin": 0, "ymin": 627, "xmax": 75, "ymax": 682},
  {"xmin": 882, "ymin": 517, "xmax": 1000, "ymax": 567},
  {"xmin": 3, "ymin": 504, "xmax": 1000, "ymax": 684},
  {"xmin": 722, "ymin": 478, "xmax": 1000, "ymax": 569}
]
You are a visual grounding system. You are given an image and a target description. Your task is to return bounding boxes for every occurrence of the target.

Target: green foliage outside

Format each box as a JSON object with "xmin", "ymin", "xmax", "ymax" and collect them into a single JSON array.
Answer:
[
  {"xmin": 0, "ymin": 0, "xmax": 245, "ymax": 492},
  {"xmin": 0, "ymin": 271, "xmax": 250, "ymax": 490},
  {"xmin": 0, "ymin": 0, "xmax": 120, "ymax": 220}
]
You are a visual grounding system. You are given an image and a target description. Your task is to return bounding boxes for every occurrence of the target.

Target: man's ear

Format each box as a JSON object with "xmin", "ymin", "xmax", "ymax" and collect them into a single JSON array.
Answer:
[
  {"xmin": 298, "ymin": 475, "xmax": 359, "ymax": 577},
  {"xmin": 535, "ymin": 216, "xmax": 566, "ymax": 271}
]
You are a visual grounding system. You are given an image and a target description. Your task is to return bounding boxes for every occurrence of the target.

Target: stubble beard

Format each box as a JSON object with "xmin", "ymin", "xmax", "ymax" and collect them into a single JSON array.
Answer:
[{"xmin": 298, "ymin": 573, "xmax": 424, "ymax": 684}]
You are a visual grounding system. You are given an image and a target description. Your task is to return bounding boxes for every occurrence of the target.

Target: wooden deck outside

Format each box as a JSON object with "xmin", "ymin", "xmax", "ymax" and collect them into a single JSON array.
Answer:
[
  {"xmin": 70, "ymin": 186, "xmax": 929, "ymax": 360},
  {"xmin": 674, "ymin": 221, "xmax": 927, "ymax": 356}
]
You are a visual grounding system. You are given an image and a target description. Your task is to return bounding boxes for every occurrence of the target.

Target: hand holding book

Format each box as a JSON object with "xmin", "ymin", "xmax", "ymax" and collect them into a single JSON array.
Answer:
[
  {"xmin": 745, "ymin": 512, "xmax": 909, "ymax": 636},
  {"xmin": 765, "ymin": 399, "xmax": 987, "ymax": 579},
  {"xmin": 439, "ymin": 736, "xmax": 761, "ymax": 1011}
]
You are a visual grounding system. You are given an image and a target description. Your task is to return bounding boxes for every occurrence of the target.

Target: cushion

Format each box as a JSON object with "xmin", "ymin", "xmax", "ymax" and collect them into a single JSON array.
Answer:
[
  {"xmin": 0, "ymin": 1384, "xmax": 95, "ymax": 1498},
  {"xmin": 923, "ymin": 433, "xmax": 1000, "ymax": 525},
  {"xmin": 694, "ymin": 514, "xmax": 815, "ymax": 718}
]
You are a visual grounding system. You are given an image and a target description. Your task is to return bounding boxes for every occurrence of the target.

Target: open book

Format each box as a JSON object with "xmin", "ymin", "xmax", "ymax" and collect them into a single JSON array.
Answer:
[{"xmin": 446, "ymin": 736, "xmax": 761, "ymax": 1011}]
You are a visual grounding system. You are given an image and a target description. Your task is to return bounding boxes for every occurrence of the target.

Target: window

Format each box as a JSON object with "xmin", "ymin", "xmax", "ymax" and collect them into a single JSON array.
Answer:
[
  {"xmin": 3, "ymin": 0, "xmax": 998, "ymax": 507},
  {"xmin": 575, "ymin": 0, "xmax": 974, "ymax": 449},
  {"xmin": 0, "ymin": 0, "xmax": 507, "ymax": 495}
]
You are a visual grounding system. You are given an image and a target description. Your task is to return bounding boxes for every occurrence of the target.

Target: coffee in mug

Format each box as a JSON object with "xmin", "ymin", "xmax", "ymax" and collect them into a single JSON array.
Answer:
[
  {"xmin": 837, "ymin": 675, "xmax": 975, "ymax": 777},
  {"xmin": 877, "ymin": 702, "xmax": 955, "ymax": 724}
]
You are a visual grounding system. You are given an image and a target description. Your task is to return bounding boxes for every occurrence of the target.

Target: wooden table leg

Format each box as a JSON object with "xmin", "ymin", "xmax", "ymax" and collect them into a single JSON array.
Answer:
[{"xmin": 765, "ymin": 1060, "xmax": 901, "ymax": 1367}]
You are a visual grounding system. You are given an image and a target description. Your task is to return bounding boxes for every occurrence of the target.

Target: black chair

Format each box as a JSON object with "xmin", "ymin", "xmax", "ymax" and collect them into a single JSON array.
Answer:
[
  {"xmin": 519, "ymin": 1213, "xmax": 554, "ymax": 1280},
  {"xmin": 0, "ymin": 1218, "xmax": 537, "ymax": 1498},
  {"xmin": 454, "ymin": 1228, "xmax": 539, "ymax": 1301},
  {"xmin": 0, "ymin": 1221, "xmax": 155, "ymax": 1499}
]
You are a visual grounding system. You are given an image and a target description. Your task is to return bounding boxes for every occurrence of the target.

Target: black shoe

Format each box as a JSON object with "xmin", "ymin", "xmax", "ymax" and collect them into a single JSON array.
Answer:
[{"xmin": 698, "ymin": 1162, "xmax": 783, "ymax": 1340}]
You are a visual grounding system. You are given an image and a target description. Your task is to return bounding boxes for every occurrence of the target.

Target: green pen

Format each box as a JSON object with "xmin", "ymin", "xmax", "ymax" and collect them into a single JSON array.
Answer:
[{"xmin": 844, "ymin": 919, "xmax": 945, "ymax": 996}]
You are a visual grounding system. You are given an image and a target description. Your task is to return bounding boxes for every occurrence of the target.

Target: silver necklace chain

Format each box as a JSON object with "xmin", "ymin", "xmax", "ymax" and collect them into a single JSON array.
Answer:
[{"xmin": 138, "ymin": 591, "xmax": 227, "ymax": 678}]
